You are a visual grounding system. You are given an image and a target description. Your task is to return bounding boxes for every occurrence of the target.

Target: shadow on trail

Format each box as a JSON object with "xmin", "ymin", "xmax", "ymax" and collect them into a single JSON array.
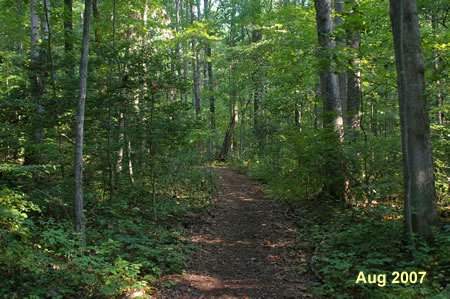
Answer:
[{"xmin": 158, "ymin": 168, "xmax": 315, "ymax": 299}]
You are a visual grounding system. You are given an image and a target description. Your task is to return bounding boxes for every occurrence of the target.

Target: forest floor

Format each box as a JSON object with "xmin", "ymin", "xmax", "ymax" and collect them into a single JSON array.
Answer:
[{"xmin": 156, "ymin": 167, "xmax": 318, "ymax": 298}]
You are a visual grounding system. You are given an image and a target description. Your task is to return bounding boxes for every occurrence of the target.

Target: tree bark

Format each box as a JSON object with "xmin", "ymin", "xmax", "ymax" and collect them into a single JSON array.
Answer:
[
  {"xmin": 204, "ymin": 0, "xmax": 215, "ymax": 155},
  {"xmin": 74, "ymin": 0, "xmax": 92, "ymax": 244},
  {"xmin": 64, "ymin": 0, "xmax": 73, "ymax": 55},
  {"xmin": 64, "ymin": 0, "xmax": 75, "ymax": 101},
  {"xmin": 314, "ymin": 0, "xmax": 344, "ymax": 202},
  {"xmin": 334, "ymin": 0, "xmax": 346, "ymax": 137},
  {"xmin": 92, "ymin": 0, "xmax": 100, "ymax": 43},
  {"xmin": 191, "ymin": 2, "xmax": 201, "ymax": 118},
  {"xmin": 345, "ymin": 0, "xmax": 361, "ymax": 139},
  {"xmin": 431, "ymin": 13, "xmax": 445, "ymax": 125},
  {"xmin": 314, "ymin": 0, "xmax": 342, "ymax": 132},
  {"xmin": 389, "ymin": 0, "xmax": 439, "ymax": 241},
  {"xmin": 252, "ymin": 42, "xmax": 263, "ymax": 147},
  {"xmin": 219, "ymin": 103, "xmax": 238, "ymax": 161},
  {"xmin": 26, "ymin": 0, "xmax": 44, "ymax": 165},
  {"xmin": 175, "ymin": 0, "xmax": 182, "ymax": 101}
]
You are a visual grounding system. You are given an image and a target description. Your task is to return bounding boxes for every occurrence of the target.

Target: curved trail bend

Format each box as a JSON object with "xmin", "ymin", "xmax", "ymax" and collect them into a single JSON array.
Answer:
[{"xmin": 158, "ymin": 168, "xmax": 315, "ymax": 299}]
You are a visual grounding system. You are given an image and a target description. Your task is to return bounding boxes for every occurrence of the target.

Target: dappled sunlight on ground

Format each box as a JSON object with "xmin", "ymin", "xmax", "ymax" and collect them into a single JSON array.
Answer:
[
  {"xmin": 157, "ymin": 168, "xmax": 314, "ymax": 298},
  {"xmin": 191, "ymin": 236, "xmax": 224, "ymax": 244},
  {"xmin": 183, "ymin": 274, "xmax": 259, "ymax": 291}
]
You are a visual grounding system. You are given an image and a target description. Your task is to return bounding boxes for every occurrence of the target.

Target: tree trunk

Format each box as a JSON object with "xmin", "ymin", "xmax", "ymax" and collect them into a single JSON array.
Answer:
[
  {"xmin": 43, "ymin": 0, "xmax": 56, "ymax": 99},
  {"xmin": 64, "ymin": 0, "xmax": 73, "ymax": 55},
  {"xmin": 204, "ymin": 0, "xmax": 215, "ymax": 155},
  {"xmin": 206, "ymin": 45, "xmax": 215, "ymax": 130},
  {"xmin": 314, "ymin": 0, "xmax": 342, "ymax": 132},
  {"xmin": 314, "ymin": 0, "xmax": 344, "ymax": 202},
  {"xmin": 219, "ymin": 108, "xmax": 237, "ymax": 161},
  {"xmin": 175, "ymin": 0, "xmax": 182, "ymax": 101},
  {"xmin": 191, "ymin": 2, "xmax": 201, "ymax": 118},
  {"xmin": 219, "ymin": 56, "xmax": 238, "ymax": 161},
  {"xmin": 334, "ymin": 0, "xmax": 346, "ymax": 138},
  {"xmin": 116, "ymin": 94, "xmax": 125, "ymax": 174},
  {"xmin": 92, "ymin": 0, "xmax": 100, "ymax": 43},
  {"xmin": 74, "ymin": 0, "xmax": 92, "ymax": 244},
  {"xmin": 431, "ymin": 14, "xmax": 445, "ymax": 125},
  {"xmin": 389, "ymin": 0, "xmax": 439, "ymax": 241},
  {"xmin": 26, "ymin": 0, "xmax": 44, "ymax": 165},
  {"xmin": 345, "ymin": 0, "xmax": 361, "ymax": 139},
  {"xmin": 64, "ymin": 0, "xmax": 75, "ymax": 102},
  {"xmin": 294, "ymin": 101, "xmax": 302, "ymax": 130},
  {"xmin": 251, "ymin": 25, "xmax": 263, "ymax": 147}
]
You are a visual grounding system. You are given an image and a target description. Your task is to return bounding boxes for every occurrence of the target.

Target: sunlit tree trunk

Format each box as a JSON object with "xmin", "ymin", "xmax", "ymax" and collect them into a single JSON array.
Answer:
[
  {"xmin": 334, "ymin": 0, "xmax": 346, "ymax": 137},
  {"xmin": 345, "ymin": 0, "xmax": 361, "ymax": 139},
  {"xmin": 389, "ymin": 0, "xmax": 439, "ymax": 241},
  {"xmin": 116, "ymin": 90, "xmax": 126, "ymax": 174},
  {"xmin": 74, "ymin": 0, "xmax": 92, "ymax": 244},
  {"xmin": 219, "ymin": 75, "xmax": 238, "ymax": 162},
  {"xmin": 175, "ymin": 0, "xmax": 182, "ymax": 101}
]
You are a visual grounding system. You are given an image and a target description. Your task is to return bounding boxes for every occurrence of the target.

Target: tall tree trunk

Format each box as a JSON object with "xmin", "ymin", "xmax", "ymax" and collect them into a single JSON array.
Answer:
[
  {"xmin": 206, "ymin": 45, "xmax": 215, "ymax": 130},
  {"xmin": 219, "ymin": 49, "xmax": 238, "ymax": 161},
  {"xmin": 92, "ymin": 0, "xmax": 100, "ymax": 43},
  {"xmin": 26, "ymin": 0, "xmax": 44, "ymax": 165},
  {"xmin": 204, "ymin": 0, "xmax": 215, "ymax": 155},
  {"xmin": 251, "ymin": 0, "xmax": 263, "ymax": 147},
  {"xmin": 334, "ymin": 0, "xmax": 346, "ymax": 138},
  {"xmin": 43, "ymin": 0, "xmax": 56, "ymax": 99},
  {"xmin": 389, "ymin": 0, "xmax": 439, "ymax": 241},
  {"xmin": 74, "ymin": 0, "xmax": 92, "ymax": 244},
  {"xmin": 64, "ymin": 0, "xmax": 75, "ymax": 101},
  {"xmin": 314, "ymin": 0, "xmax": 344, "ymax": 202},
  {"xmin": 191, "ymin": 2, "xmax": 201, "ymax": 118},
  {"xmin": 116, "ymin": 93, "xmax": 126, "ymax": 174},
  {"xmin": 175, "ymin": 0, "xmax": 182, "ymax": 101},
  {"xmin": 219, "ymin": 101, "xmax": 238, "ymax": 161},
  {"xmin": 314, "ymin": 0, "xmax": 342, "ymax": 132},
  {"xmin": 294, "ymin": 101, "xmax": 302, "ymax": 130},
  {"xmin": 431, "ymin": 13, "xmax": 445, "ymax": 125},
  {"xmin": 345, "ymin": 0, "xmax": 361, "ymax": 139},
  {"xmin": 251, "ymin": 30, "xmax": 263, "ymax": 148}
]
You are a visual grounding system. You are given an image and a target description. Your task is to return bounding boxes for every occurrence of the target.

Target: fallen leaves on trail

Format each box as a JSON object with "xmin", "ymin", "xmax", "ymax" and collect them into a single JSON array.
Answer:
[{"xmin": 157, "ymin": 168, "xmax": 318, "ymax": 299}]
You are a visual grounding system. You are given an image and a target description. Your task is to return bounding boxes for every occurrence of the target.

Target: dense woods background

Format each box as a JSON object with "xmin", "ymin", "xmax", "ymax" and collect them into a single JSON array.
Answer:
[{"xmin": 0, "ymin": 0, "xmax": 448, "ymax": 297}]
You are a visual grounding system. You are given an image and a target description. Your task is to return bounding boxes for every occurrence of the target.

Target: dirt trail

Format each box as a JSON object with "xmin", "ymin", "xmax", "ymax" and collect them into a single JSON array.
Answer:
[{"xmin": 157, "ymin": 168, "xmax": 315, "ymax": 298}]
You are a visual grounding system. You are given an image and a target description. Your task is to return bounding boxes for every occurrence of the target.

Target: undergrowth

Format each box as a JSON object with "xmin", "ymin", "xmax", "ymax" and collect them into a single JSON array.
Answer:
[
  {"xmin": 230, "ymin": 126, "xmax": 449, "ymax": 298},
  {"xmin": 0, "ymin": 163, "xmax": 217, "ymax": 298}
]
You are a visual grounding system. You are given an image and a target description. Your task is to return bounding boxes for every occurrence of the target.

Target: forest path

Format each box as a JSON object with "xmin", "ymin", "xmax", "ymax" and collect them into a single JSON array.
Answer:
[{"xmin": 157, "ymin": 167, "xmax": 315, "ymax": 299}]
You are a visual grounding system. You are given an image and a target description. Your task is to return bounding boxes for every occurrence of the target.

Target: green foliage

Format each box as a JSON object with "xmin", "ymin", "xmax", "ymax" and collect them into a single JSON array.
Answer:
[
  {"xmin": 431, "ymin": 123, "xmax": 449, "ymax": 205},
  {"xmin": 0, "ymin": 0, "xmax": 448, "ymax": 297},
  {"xmin": 242, "ymin": 122, "xmax": 446, "ymax": 297},
  {"xmin": 301, "ymin": 210, "xmax": 449, "ymax": 298},
  {"xmin": 0, "ymin": 160, "xmax": 216, "ymax": 297}
]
